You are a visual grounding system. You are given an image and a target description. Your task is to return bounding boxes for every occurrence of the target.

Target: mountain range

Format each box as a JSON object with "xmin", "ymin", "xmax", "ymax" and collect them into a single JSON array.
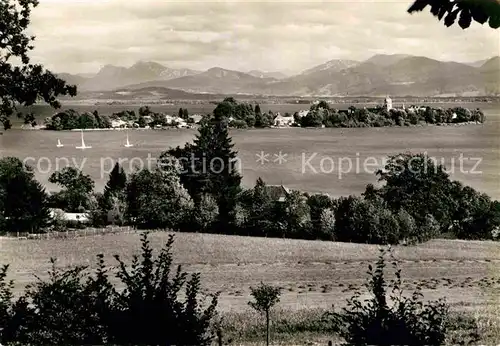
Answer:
[{"xmin": 60, "ymin": 54, "xmax": 500, "ymax": 97}]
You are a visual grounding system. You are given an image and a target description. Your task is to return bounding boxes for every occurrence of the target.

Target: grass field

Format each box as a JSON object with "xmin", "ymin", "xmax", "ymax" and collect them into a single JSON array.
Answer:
[{"xmin": 1, "ymin": 231, "xmax": 500, "ymax": 343}]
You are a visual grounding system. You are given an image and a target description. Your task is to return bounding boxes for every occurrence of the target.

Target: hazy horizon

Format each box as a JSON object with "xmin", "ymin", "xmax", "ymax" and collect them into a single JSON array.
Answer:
[{"xmin": 28, "ymin": 0, "xmax": 499, "ymax": 75}]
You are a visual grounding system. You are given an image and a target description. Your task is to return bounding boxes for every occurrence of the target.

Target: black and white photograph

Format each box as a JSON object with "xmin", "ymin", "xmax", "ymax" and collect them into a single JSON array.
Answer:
[{"xmin": 0, "ymin": 0, "xmax": 499, "ymax": 344}]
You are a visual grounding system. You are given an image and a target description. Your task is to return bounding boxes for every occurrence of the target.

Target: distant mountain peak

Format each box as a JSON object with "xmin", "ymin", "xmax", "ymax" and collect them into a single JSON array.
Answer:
[{"xmin": 301, "ymin": 59, "xmax": 359, "ymax": 75}]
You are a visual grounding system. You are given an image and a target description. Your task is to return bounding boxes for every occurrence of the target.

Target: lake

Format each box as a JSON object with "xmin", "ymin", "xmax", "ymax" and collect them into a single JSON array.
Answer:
[{"xmin": 1, "ymin": 102, "xmax": 499, "ymax": 199}]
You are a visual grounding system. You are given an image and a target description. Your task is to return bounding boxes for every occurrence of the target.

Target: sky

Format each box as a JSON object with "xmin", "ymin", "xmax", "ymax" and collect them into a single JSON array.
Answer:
[{"xmin": 28, "ymin": 0, "xmax": 500, "ymax": 75}]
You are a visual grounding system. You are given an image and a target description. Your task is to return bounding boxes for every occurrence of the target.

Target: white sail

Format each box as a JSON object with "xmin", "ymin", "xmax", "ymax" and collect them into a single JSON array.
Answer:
[
  {"xmin": 76, "ymin": 129, "xmax": 92, "ymax": 149},
  {"xmin": 56, "ymin": 139, "xmax": 64, "ymax": 148},
  {"xmin": 124, "ymin": 130, "xmax": 133, "ymax": 147}
]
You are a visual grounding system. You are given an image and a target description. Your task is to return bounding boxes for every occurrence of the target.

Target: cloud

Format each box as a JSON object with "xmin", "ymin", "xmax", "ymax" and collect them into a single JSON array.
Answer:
[{"xmin": 29, "ymin": 0, "xmax": 499, "ymax": 74}]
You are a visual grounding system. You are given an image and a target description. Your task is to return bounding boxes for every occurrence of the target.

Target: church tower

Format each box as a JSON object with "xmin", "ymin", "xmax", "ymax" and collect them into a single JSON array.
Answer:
[{"xmin": 384, "ymin": 96, "xmax": 393, "ymax": 111}]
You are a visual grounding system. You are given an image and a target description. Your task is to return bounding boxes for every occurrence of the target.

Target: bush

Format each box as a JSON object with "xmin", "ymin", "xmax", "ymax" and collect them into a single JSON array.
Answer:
[
  {"xmin": 0, "ymin": 233, "xmax": 219, "ymax": 346},
  {"xmin": 325, "ymin": 248, "xmax": 449, "ymax": 345},
  {"xmin": 229, "ymin": 119, "xmax": 248, "ymax": 128}
]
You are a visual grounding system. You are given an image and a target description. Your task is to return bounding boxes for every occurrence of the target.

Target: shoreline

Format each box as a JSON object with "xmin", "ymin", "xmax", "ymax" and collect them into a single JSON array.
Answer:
[{"xmin": 14, "ymin": 121, "xmax": 484, "ymax": 131}]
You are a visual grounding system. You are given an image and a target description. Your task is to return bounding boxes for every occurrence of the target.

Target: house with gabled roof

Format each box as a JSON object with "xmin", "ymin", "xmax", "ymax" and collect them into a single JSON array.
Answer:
[{"xmin": 264, "ymin": 184, "xmax": 291, "ymax": 202}]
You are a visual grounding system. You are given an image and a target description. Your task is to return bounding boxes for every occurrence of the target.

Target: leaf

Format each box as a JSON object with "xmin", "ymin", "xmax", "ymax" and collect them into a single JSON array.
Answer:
[
  {"xmin": 470, "ymin": 6, "xmax": 489, "ymax": 24},
  {"xmin": 458, "ymin": 8, "xmax": 472, "ymax": 29},
  {"xmin": 408, "ymin": 0, "xmax": 430, "ymax": 13},
  {"xmin": 444, "ymin": 8, "xmax": 460, "ymax": 26},
  {"xmin": 489, "ymin": 15, "xmax": 500, "ymax": 28}
]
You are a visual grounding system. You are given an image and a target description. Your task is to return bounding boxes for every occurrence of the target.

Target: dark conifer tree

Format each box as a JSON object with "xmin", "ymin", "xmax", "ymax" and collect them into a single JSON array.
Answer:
[
  {"xmin": 193, "ymin": 113, "xmax": 241, "ymax": 229},
  {"xmin": 168, "ymin": 113, "xmax": 241, "ymax": 230},
  {"xmin": 102, "ymin": 163, "xmax": 127, "ymax": 211},
  {"xmin": 255, "ymin": 104, "xmax": 261, "ymax": 115},
  {"xmin": 104, "ymin": 163, "xmax": 127, "ymax": 196}
]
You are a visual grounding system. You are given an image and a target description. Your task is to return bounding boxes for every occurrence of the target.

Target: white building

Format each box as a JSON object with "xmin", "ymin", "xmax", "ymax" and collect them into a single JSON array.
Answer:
[
  {"xmin": 111, "ymin": 119, "xmax": 127, "ymax": 128},
  {"xmin": 384, "ymin": 96, "xmax": 393, "ymax": 111},
  {"xmin": 49, "ymin": 208, "xmax": 90, "ymax": 224},
  {"xmin": 274, "ymin": 114, "xmax": 295, "ymax": 127}
]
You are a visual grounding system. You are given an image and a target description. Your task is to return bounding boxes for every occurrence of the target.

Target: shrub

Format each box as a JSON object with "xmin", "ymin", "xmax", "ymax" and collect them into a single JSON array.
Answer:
[
  {"xmin": 110, "ymin": 233, "xmax": 219, "ymax": 345},
  {"xmin": 0, "ymin": 233, "xmax": 219, "ymax": 346},
  {"xmin": 325, "ymin": 248, "xmax": 449, "ymax": 345}
]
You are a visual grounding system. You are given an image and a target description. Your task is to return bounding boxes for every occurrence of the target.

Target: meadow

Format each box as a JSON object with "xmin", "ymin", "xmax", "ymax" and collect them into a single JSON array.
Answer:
[
  {"xmin": 1, "ymin": 231, "xmax": 500, "ymax": 344},
  {"xmin": 1, "ymin": 101, "xmax": 499, "ymax": 199}
]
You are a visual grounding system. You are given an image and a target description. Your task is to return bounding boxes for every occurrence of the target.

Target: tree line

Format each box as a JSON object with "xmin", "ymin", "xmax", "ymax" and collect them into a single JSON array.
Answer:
[
  {"xmin": 41, "ymin": 97, "xmax": 484, "ymax": 131},
  {"xmin": 43, "ymin": 106, "xmax": 195, "ymax": 130},
  {"xmin": 192, "ymin": 98, "xmax": 486, "ymax": 129},
  {"xmin": 1, "ymin": 112, "xmax": 499, "ymax": 243},
  {"xmin": 298, "ymin": 100, "xmax": 485, "ymax": 128}
]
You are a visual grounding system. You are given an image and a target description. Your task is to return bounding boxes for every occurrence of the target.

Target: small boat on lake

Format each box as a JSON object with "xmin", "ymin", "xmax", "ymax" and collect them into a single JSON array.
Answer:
[
  {"xmin": 124, "ymin": 130, "xmax": 133, "ymax": 148},
  {"xmin": 75, "ymin": 129, "xmax": 92, "ymax": 150}
]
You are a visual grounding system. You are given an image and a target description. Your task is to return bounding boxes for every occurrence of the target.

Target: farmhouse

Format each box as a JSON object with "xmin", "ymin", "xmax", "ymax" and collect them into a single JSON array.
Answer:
[
  {"xmin": 49, "ymin": 208, "xmax": 90, "ymax": 224},
  {"xmin": 264, "ymin": 185, "xmax": 291, "ymax": 202},
  {"xmin": 111, "ymin": 119, "xmax": 127, "ymax": 128},
  {"xmin": 189, "ymin": 114, "xmax": 203, "ymax": 124},
  {"xmin": 274, "ymin": 114, "xmax": 295, "ymax": 127}
]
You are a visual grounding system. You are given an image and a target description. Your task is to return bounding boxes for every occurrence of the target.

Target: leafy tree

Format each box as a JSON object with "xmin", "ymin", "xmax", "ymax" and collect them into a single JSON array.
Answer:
[
  {"xmin": 408, "ymin": 110, "xmax": 419, "ymax": 125},
  {"xmin": 319, "ymin": 208, "xmax": 336, "ymax": 240},
  {"xmin": 183, "ymin": 108, "xmax": 189, "ymax": 119},
  {"xmin": 335, "ymin": 196, "xmax": 400, "ymax": 244},
  {"xmin": 307, "ymin": 194, "xmax": 335, "ymax": 232},
  {"xmin": 325, "ymin": 248, "xmax": 449, "ymax": 345},
  {"xmin": 48, "ymin": 167, "xmax": 94, "ymax": 212},
  {"xmin": 126, "ymin": 158, "xmax": 193, "ymax": 230},
  {"xmin": 193, "ymin": 194, "xmax": 219, "ymax": 231},
  {"xmin": 397, "ymin": 209, "xmax": 418, "ymax": 244},
  {"xmin": 255, "ymin": 112, "xmax": 272, "ymax": 127},
  {"xmin": 248, "ymin": 282, "xmax": 281, "ymax": 346},
  {"xmin": 0, "ymin": 0, "xmax": 77, "ymax": 130},
  {"xmin": 408, "ymin": 0, "xmax": 500, "ymax": 29},
  {"xmin": 376, "ymin": 153, "xmax": 456, "ymax": 231},
  {"xmin": 451, "ymin": 185, "xmax": 500, "ymax": 239},
  {"xmin": 300, "ymin": 110, "xmax": 324, "ymax": 127},
  {"xmin": 0, "ymin": 157, "xmax": 50, "ymax": 233},
  {"xmin": 238, "ymin": 178, "xmax": 275, "ymax": 236},
  {"xmin": 280, "ymin": 190, "xmax": 311, "ymax": 238},
  {"xmin": 79, "ymin": 112, "xmax": 97, "ymax": 129},
  {"xmin": 213, "ymin": 97, "xmax": 237, "ymax": 119},
  {"xmin": 178, "ymin": 107, "xmax": 183, "ymax": 118},
  {"xmin": 137, "ymin": 115, "xmax": 147, "ymax": 128},
  {"xmin": 244, "ymin": 113, "xmax": 256, "ymax": 127},
  {"xmin": 107, "ymin": 196, "xmax": 126, "ymax": 226},
  {"xmin": 138, "ymin": 106, "xmax": 152, "ymax": 117}
]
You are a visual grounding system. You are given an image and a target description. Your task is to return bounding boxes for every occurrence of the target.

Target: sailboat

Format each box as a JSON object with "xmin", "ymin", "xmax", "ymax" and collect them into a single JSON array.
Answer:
[
  {"xmin": 124, "ymin": 129, "xmax": 133, "ymax": 148},
  {"xmin": 56, "ymin": 139, "xmax": 64, "ymax": 148},
  {"xmin": 75, "ymin": 129, "xmax": 92, "ymax": 149}
]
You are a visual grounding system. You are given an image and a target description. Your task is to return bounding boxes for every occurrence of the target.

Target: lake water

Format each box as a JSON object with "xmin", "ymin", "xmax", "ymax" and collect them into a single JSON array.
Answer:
[{"xmin": 1, "ymin": 102, "xmax": 499, "ymax": 199}]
